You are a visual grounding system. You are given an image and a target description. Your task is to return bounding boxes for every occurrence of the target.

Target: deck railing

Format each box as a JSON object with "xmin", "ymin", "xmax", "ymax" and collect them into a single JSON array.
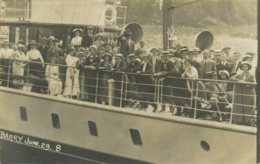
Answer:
[{"xmin": 0, "ymin": 57, "xmax": 257, "ymax": 127}]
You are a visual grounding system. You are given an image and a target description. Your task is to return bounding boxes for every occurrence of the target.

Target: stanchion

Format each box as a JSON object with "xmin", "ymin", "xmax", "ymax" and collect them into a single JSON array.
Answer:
[
  {"xmin": 119, "ymin": 72, "xmax": 124, "ymax": 108},
  {"xmin": 229, "ymin": 84, "xmax": 236, "ymax": 124},
  {"xmin": 193, "ymin": 81, "xmax": 199, "ymax": 119},
  {"xmin": 95, "ymin": 71, "xmax": 99, "ymax": 103},
  {"xmin": 108, "ymin": 79, "xmax": 114, "ymax": 106},
  {"xmin": 7, "ymin": 60, "xmax": 11, "ymax": 88}
]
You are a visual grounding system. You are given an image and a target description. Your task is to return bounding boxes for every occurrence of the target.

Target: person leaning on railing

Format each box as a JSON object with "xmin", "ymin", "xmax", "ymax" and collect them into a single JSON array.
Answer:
[
  {"xmin": 0, "ymin": 40, "xmax": 13, "ymax": 86},
  {"xmin": 76, "ymin": 51, "xmax": 87, "ymax": 100},
  {"xmin": 230, "ymin": 61, "xmax": 256, "ymax": 126},
  {"xmin": 84, "ymin": 45, "xmax": 100, "ymax": 102},
  {"xmin": 45, "ymin": 57, "xmax": 62, "ymax": 96},
  {"xmin": 112, "ymin": 54, "xmax": 126, "ymax": 107},
  {"xmin": 97, "ymin": 53, "xmax": 113, "ymax": 105}
]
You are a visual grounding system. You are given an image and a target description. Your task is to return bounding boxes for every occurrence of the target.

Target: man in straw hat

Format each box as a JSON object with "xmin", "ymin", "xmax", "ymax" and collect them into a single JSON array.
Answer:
[
  {"xmin": 81, "ymin": 26, "xmax": 95, "ymax": 48},
  {"xmin": 135, "ymin": 53, "xmax": 157, "ymax": 111}
]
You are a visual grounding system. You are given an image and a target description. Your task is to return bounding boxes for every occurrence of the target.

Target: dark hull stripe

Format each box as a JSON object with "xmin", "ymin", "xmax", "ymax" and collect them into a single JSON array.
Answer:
[{"xmin": 0, "ymin": 129, "xmax": 151, "ymax": 164}]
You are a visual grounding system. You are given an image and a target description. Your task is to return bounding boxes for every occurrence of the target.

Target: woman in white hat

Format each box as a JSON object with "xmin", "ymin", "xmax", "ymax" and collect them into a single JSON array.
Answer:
[
  {"xmin": 71, "ymin": 29, "xmax": 83, "ymax": 49},
  {"xmin": 92, "ymin": 33, "xmax": 104, "ymax": 51},
  {"xmin": 230, "ymin": 61, "xmax": 256, "ymax": 125}
]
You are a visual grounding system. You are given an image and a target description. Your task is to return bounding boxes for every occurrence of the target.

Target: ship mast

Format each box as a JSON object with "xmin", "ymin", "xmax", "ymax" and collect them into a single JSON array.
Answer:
[{"xmin": 162, "ymin": 0, "xmax": 203, "ymax": 50}]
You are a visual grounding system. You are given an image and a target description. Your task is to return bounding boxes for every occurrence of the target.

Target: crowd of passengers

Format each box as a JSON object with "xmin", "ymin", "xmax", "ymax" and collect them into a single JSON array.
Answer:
[{"xmin": 0, "ymin": 26, "xmax": 256, "ymax": 125}]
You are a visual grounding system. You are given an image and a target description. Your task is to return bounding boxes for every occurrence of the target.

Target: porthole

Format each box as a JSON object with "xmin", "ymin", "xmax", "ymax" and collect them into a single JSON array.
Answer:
[{"xmin": 200, "ymin": 140, "xmax": 210, "ymax": 151}]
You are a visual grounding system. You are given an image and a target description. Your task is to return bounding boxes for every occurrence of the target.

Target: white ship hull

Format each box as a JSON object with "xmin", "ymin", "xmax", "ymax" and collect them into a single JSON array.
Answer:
[{"xmin": 0, "ymin": 87, "xmax": 256, "ymax": 164}]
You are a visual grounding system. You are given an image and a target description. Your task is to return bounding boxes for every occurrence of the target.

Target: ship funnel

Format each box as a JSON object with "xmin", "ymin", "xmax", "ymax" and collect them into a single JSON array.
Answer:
[{"xmin": 195, "ymin": 31, "xmax": 214, "ymax": 51}]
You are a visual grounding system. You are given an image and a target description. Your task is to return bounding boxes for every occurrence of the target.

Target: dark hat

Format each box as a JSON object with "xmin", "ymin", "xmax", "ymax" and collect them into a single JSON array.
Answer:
[
  {"xmin": 242, "ymin": 54, "xmax": 252, "ymax": 61},
  {"xmin": 240, "ymin": 61, "xmax": 252, "ymax": 70},
  {"xmin": 73, "ymin": 28, "xmax": 82, "ymax": 33},
  {"xmin": 124, "ymin": 30, "xmax": 132, "ymax": 36},
  {"xmin": 96, "ymin": 33, "xmax": 103, "ymax": 38},
  {"xmin": 87, "ymin": 26, "xmax": 94, "ymax": 30},
  {"xmin": 18, "ymin": 39, "xmax": 25, "ymax": 44},
  {"xmin": 76, "ymin": 51, "xmax": 84, "ymax": 57},
  {"xmin": 29, "ymin": 40, "xmax": 37, "ymax": 45},
  {"xmin": 140, "ymin": 41, "xmax": 145, "ymax": 44},
  {"xmin": 103, "ymin": 53, "xmax": 112, "ymax": 60},
  {"xmin": 142, "ymin": 53, "xmax": 150, "ymax": 59},
  {"xmin": 180, "ymin": 46, "xmax": 188, "ymax": 52},
  {"xmin": 150, "ymin": 48, "xmax": 158, "ymax": 52},
  {"xmin": 100, "ymin": 47, "xmax": 106, "ymax": 51}
]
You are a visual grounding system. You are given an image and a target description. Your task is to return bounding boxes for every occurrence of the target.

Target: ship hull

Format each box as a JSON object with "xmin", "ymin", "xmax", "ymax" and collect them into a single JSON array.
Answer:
[{"xmin": 0, "ymin": 87, "xmax": 256, "ymax": 164}]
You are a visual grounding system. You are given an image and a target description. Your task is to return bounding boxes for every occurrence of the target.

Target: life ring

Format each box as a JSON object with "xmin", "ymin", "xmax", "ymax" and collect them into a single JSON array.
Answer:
[
  {"xmin": 103, "ymin": 5, "xmax": 117, "ymax": 24},
  {"xmin": 0, "ymin": 0, "xmax": 6, "ymax": 17}
]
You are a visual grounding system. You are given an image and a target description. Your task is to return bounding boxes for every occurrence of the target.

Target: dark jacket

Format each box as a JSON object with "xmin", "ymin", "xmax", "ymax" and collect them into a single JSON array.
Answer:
[{"xmin": 81, "ymin": 34, "xmax": 95, "ymax": 48}]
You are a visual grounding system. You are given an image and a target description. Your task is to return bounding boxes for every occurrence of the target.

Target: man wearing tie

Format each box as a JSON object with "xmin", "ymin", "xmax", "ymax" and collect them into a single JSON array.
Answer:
[
  {"xmin": 230, "ymin": 52, "xmax": 242, "ymax": 76},
  {"xmin": 199, "ymin": 49, "xmax": 217, "ymax": 79},
  {"xmin": 216, "ymin": 53, "xmax": 234, "ymax": 79},
  {"xmin": 81, "ymin": 26, "xmax": 95, "ymax": 48},
  {"xmin": 150, "ymin": 48, "xmax": 161, "ymax": 74}
]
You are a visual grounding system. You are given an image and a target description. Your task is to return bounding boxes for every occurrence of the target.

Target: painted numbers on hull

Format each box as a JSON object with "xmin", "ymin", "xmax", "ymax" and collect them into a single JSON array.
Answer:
[{"xmin": 0, "ymin": 130, "xmax": 61, "ymax": 152}]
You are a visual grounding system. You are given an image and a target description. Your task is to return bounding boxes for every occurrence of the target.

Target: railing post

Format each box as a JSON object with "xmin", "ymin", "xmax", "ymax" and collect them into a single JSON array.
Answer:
[
  {"xmin": 193, "ymin": 81, "xmax": 199, "ymax": 119},
  {"xmin": 124, "ymin": 74, "xmax": 128, "ymax": 100},
  {"xmin": 229, "ymin": 84, "xmax": 236, "ymax": 124},
  {"xmin": 119, "ymin": 72, "xmax": 124, "ymax": 108},
  {"xmin": 108, "ymin": 79, "xmax": 114, "ymax": 106},
  {"xmin": 156, "ymin": 76, "xmax": 160, "ymax": 113},
  {"xmin": 26, "ymin": 62, "xmax": 29, "ymax": 83},
  {"xmin": 7, "ymin": 59, "xmax": 11, "ymax": 88},
  {"xmin": 95, "ymin": 70, "xmax": 99, "ymax": 103},
  {"xmin": 190, "ymin": 80, "xmax": 194, "ymax": 116}
]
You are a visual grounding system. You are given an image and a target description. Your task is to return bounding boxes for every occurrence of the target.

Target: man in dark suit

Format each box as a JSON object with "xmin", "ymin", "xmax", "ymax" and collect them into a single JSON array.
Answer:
[
  {"xmin": 230, "ymin": 52, "xmax": 242, "ymax": 76},
  {"xmin": 150, "ymin": 48, "xmax": 161, "ymax": 74},
  {"xmin": 188, "ymin": 51, "xmax": 201, "ymax": 76},
  {"xmin": 37, "ymin": 37, "xmax": 49, "ymax": 62},
  {"xmin": 45, "ymin": 38, "xmax": 64, "ymax": 63},
  {"xmin": 113, "ymin": 54, "xmax": 126, "ymax": 107},
  {"xmin": 81, "ymin": 26, "xmax": 95, "ymax": 48},
  {"xmin": 134, "ymin": 41, "xmax": 146, "ymax": 59},
  {"xmin": 156, "ymin": 51, "xmax": 175, "ymax": 112},
  {"xmin": 135, "ymin": 54, "xmax": 157, "ymax": 111},
  {"xmin": 199, "ymin": 49, "xmax": 217, "ymax": 79},
  {"xmin": 118, "ymin": 30, "xmax": 135, "ymax": 59},
  {"xmin": 216, "ymin": 53, "xmax": 234, "ymax": 79}
]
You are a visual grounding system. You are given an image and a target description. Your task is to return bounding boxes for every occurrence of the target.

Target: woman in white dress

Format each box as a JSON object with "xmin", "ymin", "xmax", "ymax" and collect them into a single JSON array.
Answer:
[
  {"xmin": 10, "ymin": 45, "xmax": 26, "ymax": 88},
  {"xmin": 63, "ymin": 48, "xmax": 80, "ymax": 98},
  {"xmin": 45, "ymin": 57, "xmax": 62, "ymax": 96},
  {"xmin": 71, "ymin": 29, "xmax": 82, "ymax": 50}
]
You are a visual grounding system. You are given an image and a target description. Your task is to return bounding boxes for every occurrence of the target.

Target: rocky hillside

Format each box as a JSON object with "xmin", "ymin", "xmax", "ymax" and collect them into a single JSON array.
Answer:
[{"xmin": 107, "ymin": 0, "xmax": 257, "ymax": 27}]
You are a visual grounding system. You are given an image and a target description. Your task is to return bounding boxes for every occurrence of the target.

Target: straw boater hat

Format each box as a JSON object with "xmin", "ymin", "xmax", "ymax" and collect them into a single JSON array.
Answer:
[
  {"xmin": 162, "ymin": 51, "xmax": 170, "ymax": 56},
  {"xmin": 89, "ymin": 45, "xmax": 97, "ymax": 51},
  {"xmin": 214, "ymin": 49, "xmax": 222, "ymax": 56},
  {"xmin": 242, "ymin": 54, "xmax": 252, "ymax": 61},
  {"xmin": 240, "ymin": 61, "xmax": 252, "ymax": 70},
  {"xmin": 29, "ymin": 40, "xmax": 37, "ymax": 45},
  {"xmin": 51, "ymin": 38, "xmax": 58, "ymax": 42},
  {"xmin": 180, "ymin": 46, "xmax": 188, "ymax": 52},
  {"xmin": 128, "ymin": 54, "xmax": 135, "ymax": 58},
  {"xmin": 73, "ymin": 28, "xmax": 82, "ymax": 33},
  {"xmin": 193, "ymin": 47, "xmax": 201, "ymax": 53},
  {"xmin": 219, "ymin": 70, "xmax": 230, "ymax": 78},
  {"xmin": 48, "ymin": 36, "xmax": 55, "ymax": 40},
  {"xmin": 115, "ymin": 54, "xmax": 123, "ymax": 58},
  {"xmin": 18, "ymin": 44, "xmax": 24, "ymax": 48},
  {"xmin": 3, "ymin": 40, "xmax": 10, "ymax": 45}
]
